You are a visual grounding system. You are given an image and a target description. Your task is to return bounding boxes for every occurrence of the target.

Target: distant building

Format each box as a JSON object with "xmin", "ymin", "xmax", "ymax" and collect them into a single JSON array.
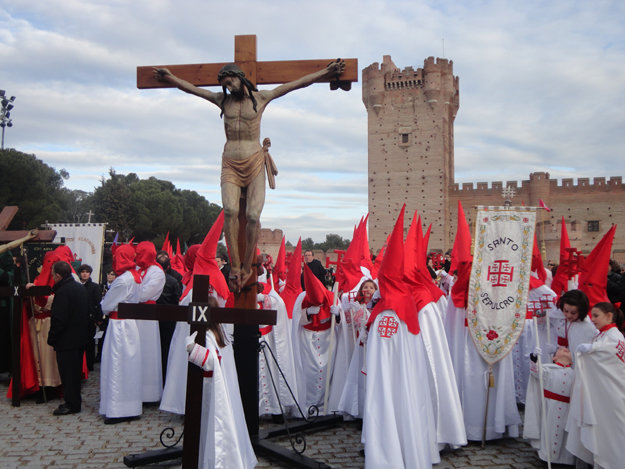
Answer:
[{"xmin": 363, "ymin": 56, "xmax": 625, "ymax": 263}]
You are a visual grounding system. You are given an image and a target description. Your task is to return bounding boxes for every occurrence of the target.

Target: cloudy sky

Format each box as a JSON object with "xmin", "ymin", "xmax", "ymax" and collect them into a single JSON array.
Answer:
[{"xmin": 1, "ymin": 1, "xmax": 624, "ymax": 243}]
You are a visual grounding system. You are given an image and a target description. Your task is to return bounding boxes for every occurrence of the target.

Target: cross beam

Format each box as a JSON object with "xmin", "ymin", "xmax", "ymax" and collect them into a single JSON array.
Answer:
[
  {"xmin": 0, "ymin": 206, "xmax": 56, "ymax": 242},
  {"xmin": 137, "ymin": 34, "xmax": 358, "ymax": 89}
]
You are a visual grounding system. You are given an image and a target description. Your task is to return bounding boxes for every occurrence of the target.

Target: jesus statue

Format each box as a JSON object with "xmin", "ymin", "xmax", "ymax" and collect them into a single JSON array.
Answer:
[{"xmin": 154, "ymin": 59, "xmax": 345, "ymax": 291}]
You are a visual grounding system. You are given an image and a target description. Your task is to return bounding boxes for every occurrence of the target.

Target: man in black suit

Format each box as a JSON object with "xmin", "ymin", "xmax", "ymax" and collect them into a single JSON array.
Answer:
[{"xmin": 47, "ymin": 261, "xmax": 89, "ymax": 415}]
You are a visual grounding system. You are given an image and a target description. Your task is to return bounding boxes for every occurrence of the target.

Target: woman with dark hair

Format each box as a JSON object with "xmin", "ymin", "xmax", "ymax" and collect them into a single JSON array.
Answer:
[
  {"xmin": 551, "ymin": 289, "xmax": 597, "ymax": 366},
  {"xmin": 565, "ymin": 302, "xmax": 625, "ymax": 469}
]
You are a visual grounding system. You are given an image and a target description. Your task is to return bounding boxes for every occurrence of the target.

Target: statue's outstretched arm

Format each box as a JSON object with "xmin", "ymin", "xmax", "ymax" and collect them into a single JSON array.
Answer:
[
  {"xmin": 264, "ymin": 59, "xmax": 345, "ymax": 102},
  {"xmin": 153, "ymin": 68, "xmax": 221, "ymax": 107}
]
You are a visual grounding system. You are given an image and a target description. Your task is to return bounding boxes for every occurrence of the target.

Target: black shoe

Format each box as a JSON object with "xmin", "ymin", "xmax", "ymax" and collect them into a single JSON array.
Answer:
[
  {"xmin": 104, "ymin": 416, "xmax": 137, "ymax": 425},
  {"xmin": 53, "ymin": 404, "xmax": 80, "ymax": 416}
]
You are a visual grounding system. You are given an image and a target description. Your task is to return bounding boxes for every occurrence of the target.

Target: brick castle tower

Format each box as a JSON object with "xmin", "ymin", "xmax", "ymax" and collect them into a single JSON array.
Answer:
[{"xmin": 362, "ymin": 56, "xmax": 459, "ymax": 251}]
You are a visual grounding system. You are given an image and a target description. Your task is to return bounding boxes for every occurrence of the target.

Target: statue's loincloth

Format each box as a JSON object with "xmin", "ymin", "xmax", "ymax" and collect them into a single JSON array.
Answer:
[{"xmin": 221, "ymin": 138, "xmax": 278, "ymax": 189}]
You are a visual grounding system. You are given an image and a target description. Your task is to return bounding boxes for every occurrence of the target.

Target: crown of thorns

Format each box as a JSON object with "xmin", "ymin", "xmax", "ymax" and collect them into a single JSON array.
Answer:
[{"xmin": 217, "ymin": 64, "xmax": 259, "ymax": 117}]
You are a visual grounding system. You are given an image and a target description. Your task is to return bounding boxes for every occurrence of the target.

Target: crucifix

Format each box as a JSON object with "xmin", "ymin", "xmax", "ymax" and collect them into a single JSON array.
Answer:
[
  {"xmin": 138, "ymin": 34, "xmax": 357, "ymax": 291},
  {"xmin": 0, "ymin": 206, "xmax": 57, "ymax": 406},
  {"xmin": 118, "ymin": 275, "xmax": 276, "ymax": 468}
]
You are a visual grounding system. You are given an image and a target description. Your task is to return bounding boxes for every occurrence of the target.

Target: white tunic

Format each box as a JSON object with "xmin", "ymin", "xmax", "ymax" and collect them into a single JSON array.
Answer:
[
  {"xmin": 192, "ymin": 329, "xmax": 257, "ymax": 469},
  {"xmin": 418, "ymin": 301, "xmax": 467, "ymax": 448},
  {"xmin": 363, "ymin": 310, "xmax": 437, "ymax": 468},
  {"xmin": 136, "ymin": 264, "xmax": 166, "ymax": 402},
  {"xmin": 258, "ymin": 288, "xmax": 299, "ymax": 416},
  {"xmin": 99, "ymin": 271, "xmax": 142, "ymax": 418},
  {"xmin": 566, "ymin": 327, "xmax": 625, "ymax": 469},
  {"xmin": 290, "ymin": 292, "xmax": 337, "ymax": 413}
]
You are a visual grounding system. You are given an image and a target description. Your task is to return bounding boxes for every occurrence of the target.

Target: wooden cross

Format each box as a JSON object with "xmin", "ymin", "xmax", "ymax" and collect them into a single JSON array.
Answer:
[
  {"xmin": 118, "ymin": 275, "xmax": 276, "ymax": 469},
  {"xmin": 0, "ymin": 205, "xmax": 57, "ymax": 406},
  {"xmin": 137, "ymin": 34, "xmax": 358, "ymax": 90}
]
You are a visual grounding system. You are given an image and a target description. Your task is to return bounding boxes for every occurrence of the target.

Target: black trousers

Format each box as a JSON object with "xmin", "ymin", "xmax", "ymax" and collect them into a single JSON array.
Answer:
[{"xmin": 56, "ymin": 348, "xmax": 84, "ymax": 411}]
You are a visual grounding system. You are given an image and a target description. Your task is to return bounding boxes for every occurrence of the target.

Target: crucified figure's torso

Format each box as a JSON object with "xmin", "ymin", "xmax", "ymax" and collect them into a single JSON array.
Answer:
[{"xmin": 154, "ymin": 60, "xmax": 345, "ymax": 291}]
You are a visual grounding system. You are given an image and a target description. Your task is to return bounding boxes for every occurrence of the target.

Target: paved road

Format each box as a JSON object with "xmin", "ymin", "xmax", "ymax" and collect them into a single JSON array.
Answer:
[{"xmin": 1, "ymin": 368, "xmax": 549, "ymax": 468}]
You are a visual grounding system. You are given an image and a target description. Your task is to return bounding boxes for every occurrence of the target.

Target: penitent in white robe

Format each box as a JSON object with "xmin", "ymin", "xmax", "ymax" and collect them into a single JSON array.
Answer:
[
  {"xmin": 418, "ymin": 301, "xmax": 467, "ymax": 448},
  {"xmin": 290, "ymin": 292, "xmax": 337, "ymax": 413},
  {"xmin": 445, "ymin": 302, "xmax": 521, "ymax": 441},
  {"xmin": 136, "ymin": 264, "xmax": 165, "ymax": 402},
  {"xmin": 258, "ymin": 288, "xmax": 299, "ymax": 416},
  {"xmin": 159, "ymin": 289, "xmax": 225, "ymax": 415},
  {"xmin": 363, "ymin": 310, "xmax": 438, "ymax": 468},
  {"xmin": 191, "ymin": 329, "xmax": 257, "ymax": 469},
  {"xmin": 99, "ymin": 271, "xmax": 142, "ymax": 418},
  {"xmin": 566, "ymin": 327, "xmax": 625, "ymax": 469}
]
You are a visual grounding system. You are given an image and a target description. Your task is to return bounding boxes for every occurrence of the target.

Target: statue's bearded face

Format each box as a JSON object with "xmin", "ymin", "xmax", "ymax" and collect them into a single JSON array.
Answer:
[{"xmin": 220, "ymin": 75, "xmax": 244, "ymax": 96}]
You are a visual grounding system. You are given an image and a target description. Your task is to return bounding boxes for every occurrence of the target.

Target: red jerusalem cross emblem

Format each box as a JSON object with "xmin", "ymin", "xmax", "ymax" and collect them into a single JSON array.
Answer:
[
  {"xmin": 616, "ymin": 340, "xmax": 625, "ymax": 363},
  {"xmin": 378, "ymin": 316, "xmax": 399, "ymax": 338},
  {"xmin": 487, "ymin": 260, "xmax": 514, "ymax": 287}
]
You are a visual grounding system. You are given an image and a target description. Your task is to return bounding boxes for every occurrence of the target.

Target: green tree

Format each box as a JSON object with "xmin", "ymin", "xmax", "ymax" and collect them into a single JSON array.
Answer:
[
  {"xmin": 91, "ymin": 169, "xmax": 222, "ymax": 245},
  {"xmin": 316, "ymin": 233, "xmax": 350, "ymax": 252},
  {"xmin": 0, "ymin": 149, "xmax": 72, "ymax": 228}
]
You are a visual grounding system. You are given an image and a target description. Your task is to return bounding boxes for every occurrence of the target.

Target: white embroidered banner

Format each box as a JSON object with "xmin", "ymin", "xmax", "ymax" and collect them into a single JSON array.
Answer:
[
  {"xmin": 49, "ymin": 223, "xmax": 106, "ymax": 282},
  {"xmin": 467, "ymin": 207, "xmax": 536, "ymax": 365}
]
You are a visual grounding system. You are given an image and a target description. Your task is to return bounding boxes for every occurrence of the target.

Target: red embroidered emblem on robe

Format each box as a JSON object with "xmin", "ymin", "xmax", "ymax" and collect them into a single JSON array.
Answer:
[
  {"xmin": 378, "ymin": 316, "xmax": 399, "ymax": 338},
  {"xmin": 616, "ymin": 340, "xmax": 625, "ymax": 363}
]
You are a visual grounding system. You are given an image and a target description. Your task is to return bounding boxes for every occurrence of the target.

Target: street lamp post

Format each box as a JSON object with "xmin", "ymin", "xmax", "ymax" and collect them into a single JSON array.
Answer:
[{"xmin": 1, "ymin": 90, "xmax": 16, "ymax": 150}]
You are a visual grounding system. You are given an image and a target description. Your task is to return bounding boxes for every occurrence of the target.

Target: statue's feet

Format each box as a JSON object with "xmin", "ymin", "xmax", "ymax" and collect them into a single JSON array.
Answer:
[
  {"xmin": 240, "ymin": 268, "xmax": 255, "ymax": 289},
  {"xmin": 228, "ymin": 269, "xmax": 242, "ymax": 293}
]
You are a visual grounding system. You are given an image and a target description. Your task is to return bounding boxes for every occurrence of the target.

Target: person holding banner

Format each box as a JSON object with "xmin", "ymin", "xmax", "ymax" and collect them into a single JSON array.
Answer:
[{"xmin": 565, "ymin": 302, "xmax": 625, "ymax": 469}]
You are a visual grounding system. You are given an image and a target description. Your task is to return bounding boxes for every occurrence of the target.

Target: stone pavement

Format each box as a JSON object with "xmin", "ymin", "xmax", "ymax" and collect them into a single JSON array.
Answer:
[{"xmin": 0, "ymin": 368, "xmax": 551, "ymax": 469}]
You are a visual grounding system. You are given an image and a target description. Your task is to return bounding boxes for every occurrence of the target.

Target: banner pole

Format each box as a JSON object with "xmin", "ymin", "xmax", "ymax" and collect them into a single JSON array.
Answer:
[{"xmin": 481, "ymin": 364, "xmax": 494, "ymax": 448}]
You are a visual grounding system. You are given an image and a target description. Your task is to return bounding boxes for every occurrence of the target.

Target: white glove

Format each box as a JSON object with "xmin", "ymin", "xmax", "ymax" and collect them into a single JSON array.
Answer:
[
  {"xmin": 330, "ymin": 305, "xmax": 340, "ymax": 317},
  {"xmin": 533, "ymin": 346, "xmax": 542, "ymax": 357},
  {"xmin": 576, "ymin": 343, "xmax": 592, "ymax": 354},
  {"xmin": 185, "ymin": 331, "xmax": 198, "ymax": 353}
]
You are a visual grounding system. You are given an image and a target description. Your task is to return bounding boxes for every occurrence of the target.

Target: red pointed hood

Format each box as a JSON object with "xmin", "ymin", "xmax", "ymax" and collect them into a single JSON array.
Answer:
[
  {"xmin": 161, "ymin": 232, "xmax": 171, "ymax": 256},
  {"xmin": 372, "ymin": 233, "xmax": 390, "ymax": 279},
  {"xmin": 360, "ymin": 214, "xmax": 375, "ymax": 275},
  {"xmin": 273, "ymin": 236, "xmax": 287, "ymax": 286},
  {"xmin": 280, "ymin": 238, "xmax": 303, "ymax": 318},
  {"xmin": 136, "ymin": 241, "xmax": 162, "ymax": 275},
  {"xmin": 578, "ymin": 225, "xmax": 616, "ymax": 307},
  {"xmin": 113, "ymin": 244, "xmax": 141, "ymax": 282},
  {"xmin": 416, "ymin": 216, "xmax": 445, "ymax": 302},
  {"xmin": 403, "ymin": 211, "xmax": 435, "ymax": 311},
  {"xmin": 450, "ymin": 200, "xmax": 473, "ymax": 307},
  {"xmin": 34, "ymin": 251, "xmax": 63, "ymax": 287},
  {"xmin": 182, "ymin": 211, "xmax": 229, "ymax": 301},
  {"xmin": 367, "ymin": 205, "xmax": 420, "ymax": 335},
  {"xmin": 301, "ymin": 263, "xmax": 333, "ymax": 322},
  {"xmin": 531, "ymin": 234, "xmax": 547, "ymax": 285},
  {"xmin": 171, "ymin": 238, "xmax": 187, "ymax": 277},
  {"xmin": 550, "ymin": 217, "xmax": 571, "ymax": 297},
  {"xmin": 337, "ymin": 220, "xmax": 364, "ymax": 292}
]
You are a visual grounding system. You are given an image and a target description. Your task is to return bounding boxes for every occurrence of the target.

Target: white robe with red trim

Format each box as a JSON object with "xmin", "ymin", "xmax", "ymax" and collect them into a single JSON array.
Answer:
[
  {"xmin": 566, "ymin": 327, "xmax": 625, "ymax": 469},
  {"xmin": 418, "ymin": 301, "xmax": 467, "ymax": 448},
  {"xmin": 290, "ymin": 292, "xmax": 337, "ymax": 413},
  {"xmin": 136, "ymin": 264, "xmax": 166, "ymax": 402},
  {"xmin": 190, "ymin": 329, "xmax": 257, "ymax": 469},
  {"xmin": 258, "ymin": 288, "xmax": 299, "ymax": 416},
  {"xmin": 99, "ymin": 271, "xmax": 142, "ymax": 418},
  {"xmin": 363, "ymin": 310, "xmax": 438, "ymax": 468},
  {"xmin": 523, "ymin": 362, "xmax": 576, "ymax": 464}
]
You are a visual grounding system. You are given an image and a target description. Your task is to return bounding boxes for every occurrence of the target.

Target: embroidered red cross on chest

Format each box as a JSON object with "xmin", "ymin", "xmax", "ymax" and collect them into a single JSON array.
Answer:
[
  {"xmin": 616, "ymin": 340, "xmax": 625, "ymax": 363},
  {"xmin": 378, "ymin": 315, "xmax": 399, "ymax": 338}
]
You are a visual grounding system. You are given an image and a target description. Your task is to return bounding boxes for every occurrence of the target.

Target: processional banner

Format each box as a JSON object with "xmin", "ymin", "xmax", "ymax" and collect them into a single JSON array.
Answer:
[
  {"xmin": 467, "ymin": 207, "xmax": 536, "ymax": 365},
  {"xmin": 49, "ymin": 223, "xmax": 106, "ymax": 282}
]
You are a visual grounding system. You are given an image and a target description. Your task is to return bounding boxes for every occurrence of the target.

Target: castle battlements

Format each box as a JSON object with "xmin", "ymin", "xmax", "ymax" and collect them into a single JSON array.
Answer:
[{"xmin": 451, "ymin": 174, "xmax": 624, "ymax": 195}]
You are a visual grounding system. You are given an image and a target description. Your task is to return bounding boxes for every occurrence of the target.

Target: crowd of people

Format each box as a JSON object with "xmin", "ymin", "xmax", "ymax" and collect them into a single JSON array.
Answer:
[{"xmin": 2, "ymin": 207, "xmax": 624, "ymax": 469}]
